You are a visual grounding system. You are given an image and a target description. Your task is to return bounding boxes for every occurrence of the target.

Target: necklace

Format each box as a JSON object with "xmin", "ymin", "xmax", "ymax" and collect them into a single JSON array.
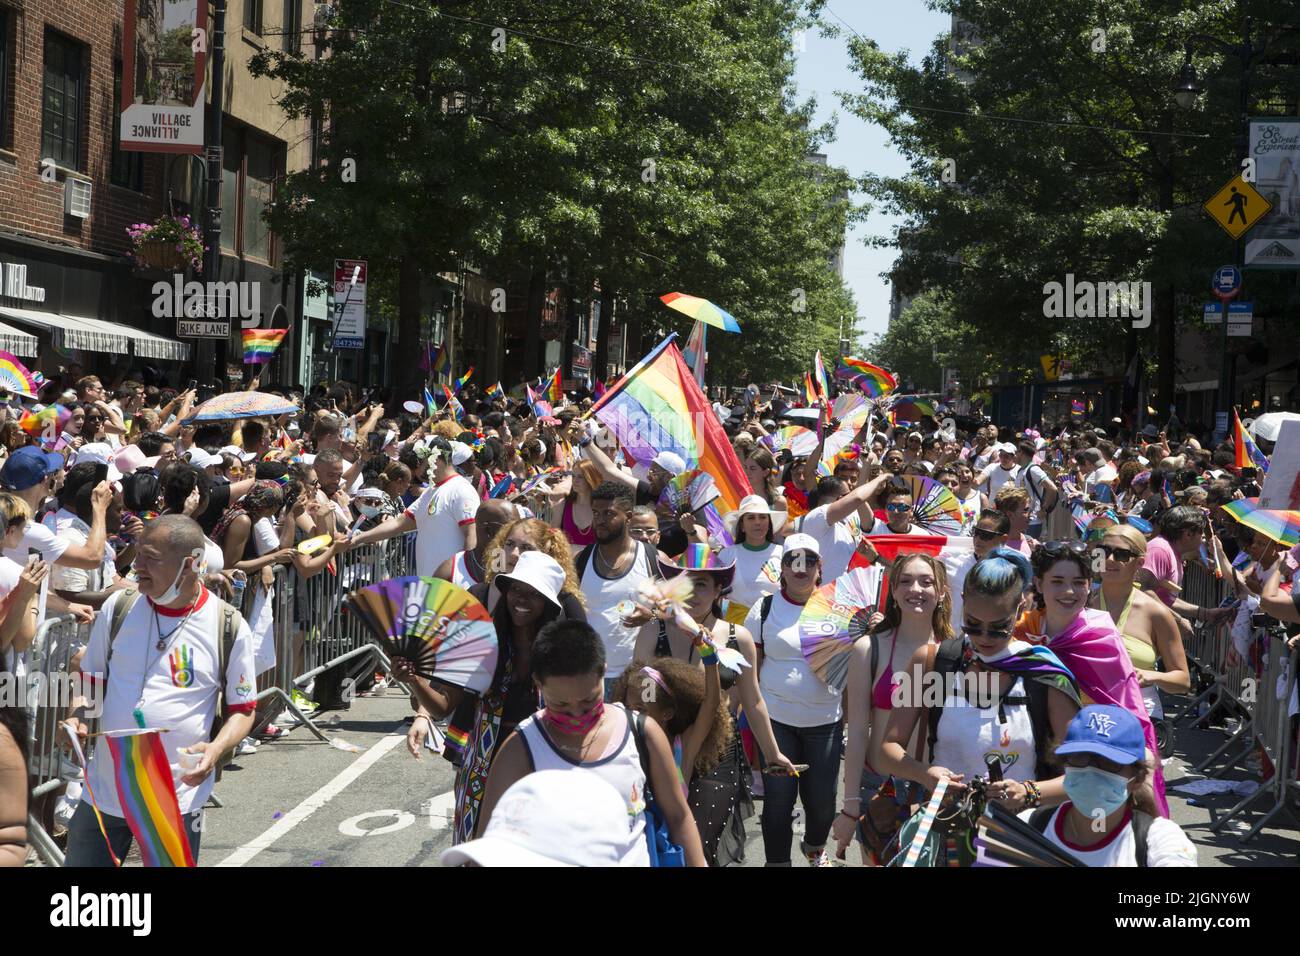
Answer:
[{"xmin": 595, "ymin": 539, "xmax": 635, "ymax": 577}]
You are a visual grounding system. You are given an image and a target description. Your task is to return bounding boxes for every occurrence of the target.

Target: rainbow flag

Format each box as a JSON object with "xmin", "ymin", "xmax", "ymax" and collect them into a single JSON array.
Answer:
[
  {"xmin": 813, "ymin": 350, "xmax": 830, "ymax": 401},
  {"xmin": 442, "ymin": 385, "xmax": 464, "ymax": 421},
  {"xmin": 423, "ymin": 386, "xmax": 438, "ymax": 418},
  {"xmin": 589, "ymin": 334, "xmax": 752, "ymax": 514},
  {"xmin": 802, "ymin": 372, "xmax": 819, "ymax": 407},
  {"xmin": 1233, "ymin": 408, "xmax": 1270, "ymax": 473},
  {"xmin": 1070, "ymin": 399, "xmax": 1085, "ymax": 415},
  {"xmin": 527, "ymin": 384, "xmax": 553, "ymax": 418},
  {"xmin": 19, "ymin": 403, "xmax": 70, "ymax": 439},
  {"xmin": 105, "ymin": 731, "xmax": 195, "ymax": 867},
  {"xmin": 547, "ymin": 367, "xmax": 563, "ymax": 405},
  {"xmin": 454, "ymin": 367, "xmax": 474, "ymax": 393},
  {"xmin": 241, "ymin": 328, "xmax": 287, "ymax": 364},
  {"xmin": 835, "ymin": 357, "xmax": 897, "ymax": 399},
  {"xmin": 486, "ymin": 381, "xmax": 504, "ymax": 402},
  {"xmin": 422, "ymin": 343, "xmax": 450, "ymax": 380}
]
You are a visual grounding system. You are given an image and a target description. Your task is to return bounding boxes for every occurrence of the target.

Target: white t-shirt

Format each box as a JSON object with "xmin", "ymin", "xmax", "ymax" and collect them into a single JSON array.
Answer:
[
  {"xmin": 744, "ymin": 591, "xmax": 841, "ymax": 727},
  {"xmin": 1016, "ymin": 463, "xmax": 1052, "ymax": 521},
  {"xmin": 718, "ymin": 542, "xmax": 782, "ymax": 614},
  {"xmin": 579, "ymin": 540, "xmax": 659, "ymax": 679},
  {"xmin": 1017, "ymin": 804, "xmax": 1197, "ymax": 867},
  {"xmin": 252, "ymin": 517, "xmax": 279, "ymax": 556},
  {"xmin": 868, "ymin": 518, "xmax": 918, "ymax": 536},
  {"xmin": 406, "ymin": 474, "xmax": 479, "ymax": 577},
  {"xmin": 50, "ymin": 514, "xmax": 118, "ymax": 595},
  {"xmin": 80, "ymin": 587, "xmax": 258, "ymax": 816},
  {"xmin": 983, "ymin": 463, "xmax": 1020, "ymax": 499},
  {"xmin": 800, "ymin": 505, "xmax": 858, "ymax": 582},
  {"xmin": 6, "ymin": 521, "xmax": 71, "ymax": 625}
]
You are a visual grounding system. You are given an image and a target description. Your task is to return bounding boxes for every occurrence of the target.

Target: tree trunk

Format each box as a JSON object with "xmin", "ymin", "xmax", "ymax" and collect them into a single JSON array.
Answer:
[
  {"xmin": 394, "ymin": 254, "xmax": 424, "ymax": 414},
  {"xmin": 1156, "ymin": 283, "xmax": 1175, "ymax": 417},
  {"xmin": 594, "ymin": 284, "xmax": 613, "ymax": 385},
  {"xmin": 523, "ymin": 269, "xmax": 545, "ymax": 384}
]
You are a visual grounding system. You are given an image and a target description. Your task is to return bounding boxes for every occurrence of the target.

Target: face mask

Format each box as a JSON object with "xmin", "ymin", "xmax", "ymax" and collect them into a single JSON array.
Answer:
[
  {"xmin": 154, "ymin": 548, "xmax": 205, "ymax": 604},
  {"xmin": 1063, "ymin": 766, "xmax": 1131, "ymax": 819},
  {"xmin": 974, "ymin": 645, "xmax": 1014, "ymax": 664},
  {"xmin": 358, "ymin": 503, "xmax": 381, "ymax": 519},
  {"xmin": 542, "ymin": 697, "xmax": 605, "ymax": 736}
]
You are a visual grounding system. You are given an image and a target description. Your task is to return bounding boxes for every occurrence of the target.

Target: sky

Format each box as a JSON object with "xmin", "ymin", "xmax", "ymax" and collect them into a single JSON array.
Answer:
[{"xmin": 792, "ymin": 3, "xmax": 951, "ymax": 349}]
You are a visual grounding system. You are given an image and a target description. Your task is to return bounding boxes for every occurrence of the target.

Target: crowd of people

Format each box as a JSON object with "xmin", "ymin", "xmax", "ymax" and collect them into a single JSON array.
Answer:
[{"xmin": 1, "ymin": 364, "xmax": 1297, "ymax": 869}]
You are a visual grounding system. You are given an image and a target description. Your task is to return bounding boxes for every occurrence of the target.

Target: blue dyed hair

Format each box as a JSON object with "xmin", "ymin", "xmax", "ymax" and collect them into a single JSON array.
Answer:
[{"xmin": 964, "ymin": 546, "xmax": 1033, "ymax": 598}]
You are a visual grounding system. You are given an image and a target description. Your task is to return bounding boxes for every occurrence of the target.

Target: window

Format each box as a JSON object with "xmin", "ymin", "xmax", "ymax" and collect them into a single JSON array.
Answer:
[
  {"xmin": 243, "ymin": 136, "xmax": 275, "ymax": 260},
  {"xmin": 219, "ymin": 123, "xmax": 284, "ymax": 262},
  {"xmin": 0, "ymin": 9, "xmax": 10, "ymax": 150},
  {"xmin": 42, "ymin": 31, "xmax": 85, "ymax": 170},
  {"xmin": 111, "ymin": 62, "xmax": 143, "ymax": 190},
  {"xmin": 244, "ymin": 0, "xmax": 264, "ymax": 35},
  {"xmin": 220, "ymin": 127, "xmax": 242, "ymax": 252},
  {"xmin": 283, "ymin": 0, "xmax": 302, "ymax": 54}
]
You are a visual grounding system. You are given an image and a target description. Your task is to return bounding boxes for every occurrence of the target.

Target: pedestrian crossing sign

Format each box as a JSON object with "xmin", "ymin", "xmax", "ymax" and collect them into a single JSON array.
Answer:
[{"xmin": 1203, "ymin": 174, "xmax": 1271, "ymax": 240}]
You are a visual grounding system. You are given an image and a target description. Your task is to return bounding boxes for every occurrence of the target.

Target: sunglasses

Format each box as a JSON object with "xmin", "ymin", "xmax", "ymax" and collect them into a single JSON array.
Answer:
[
  {"xmin": 961, "ymin": 623, "xmax": 1014, "ymax": 640},
  {"xmin": 1095, "ymin": 544, "xmax": 1139, "ymax": 562},
  {"xmin": 1063, "ymin": 753, "xmax": 1136, "ymax": 775},
  {"xmin": 886, "ymin": 503, "xmax": 911, "ymax": 513},
  {"xmin": 781, "ymin": 551, "xmax": 817, "ymax": 567},
  {"xmin": 973, "ymin": 527, "xmax": 1004, "ymax": 541},
  {"xmin": 1039, "ymin": 539, "xmax": 1090, "ymax": 558},
  {"xmin": 629, "ymin": 527, "xmax": 659, "ymax": 539}
]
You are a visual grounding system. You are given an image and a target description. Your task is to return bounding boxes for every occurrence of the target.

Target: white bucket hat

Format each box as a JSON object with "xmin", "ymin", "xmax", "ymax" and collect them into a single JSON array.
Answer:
[
  {"xmin": 723, "ymin": 493, "xmax": 787, "ymax": 538},
  {"xmin": 493, "ymin": 550, "xmax": 565, "ymax": 610},
  {"xmin": 439, "ymin": 769, "xmax": 643, "ymax": 867},
  {"xmin": 71, "ymin": 442, "xmax": 123, "ymax": 482}
]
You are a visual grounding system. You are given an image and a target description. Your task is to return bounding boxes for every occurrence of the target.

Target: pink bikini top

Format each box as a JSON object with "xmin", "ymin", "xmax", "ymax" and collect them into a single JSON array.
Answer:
[{"xmin": 872, "ymin": 632, "xmax": 900, "ymax": 712}]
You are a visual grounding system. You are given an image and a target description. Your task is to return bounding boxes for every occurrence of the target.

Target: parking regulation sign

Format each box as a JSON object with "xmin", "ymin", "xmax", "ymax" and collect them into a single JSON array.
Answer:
[{"xmin": 333, "ymin": 259, "xmax": 367, "ymax": 349}]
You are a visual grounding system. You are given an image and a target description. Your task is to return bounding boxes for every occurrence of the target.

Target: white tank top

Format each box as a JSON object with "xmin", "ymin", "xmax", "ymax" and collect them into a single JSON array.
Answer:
[
  {"xmin": 451, "ymin": 550, "xmax": 479, "ymax": 590},
  {"xmin": 931, "ymin": 674, "xmax": 1036, "ymax": 784},
  {"xmin": 517, "ymin": 703, "xmax": 651, "ymax": 866}
]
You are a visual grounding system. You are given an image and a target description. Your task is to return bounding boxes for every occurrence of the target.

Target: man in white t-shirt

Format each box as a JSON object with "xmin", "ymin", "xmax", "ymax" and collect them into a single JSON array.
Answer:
[
  {"xmin": 65, "ymin": 515, "xmax": 258, "ymax": 866},
  {"xmin": 978, "ymin": 443, "xmax": 1020, "ymax": 499},
  {"xmin": 349, "ymin": 437, "xmax": 478, "ymax": 576},
  {"xmin": 801, "ymin": 472, "xmax": 891, "ymax": 581}
]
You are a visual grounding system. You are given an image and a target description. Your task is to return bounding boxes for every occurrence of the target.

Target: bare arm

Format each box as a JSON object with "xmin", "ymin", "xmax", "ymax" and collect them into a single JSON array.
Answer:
[
  {"xmin": 1145, "ymin": 598, "xmax": 1191, "ymax": 695},
  {"xmin": 582, "ymin": 436, "xmax": 637, "ymax": 490},
  {"xmin": 1257, "ymin": 559, "xmax": 1300, "ymax": 624},
  {"xmin": 349, "ymin": 512, "xmax": 417, "ymax": 549},
  {"xmin": 0, "ymin": 724, "xmax": 27, "ymax": 867},
  {"xmin": 475, "ymin": 732, "xmax": 531, "ymax": 837}
]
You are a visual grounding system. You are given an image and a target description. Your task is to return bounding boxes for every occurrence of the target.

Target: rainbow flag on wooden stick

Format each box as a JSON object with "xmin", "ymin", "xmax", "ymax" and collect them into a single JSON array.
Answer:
[
  {"xmin": 105, "ymin": 730, "xmax": 195, "ymax": 867},
  {"xmin": 242, "ymin": 328, "xmax": 287, "ymax": 364}
]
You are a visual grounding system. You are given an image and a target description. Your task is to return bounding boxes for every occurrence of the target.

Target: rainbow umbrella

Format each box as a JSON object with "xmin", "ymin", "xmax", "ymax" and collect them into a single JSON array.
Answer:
[
  {"xmin": 797, "ymin": 567, "xmax": 884, "ymax": 693},
  {"xmin": 182, "ymin": 390, "xmax": 299, "ymax": 424},
  {"xmin": 1222, "ymin": 498, "xmax": 1300, "ymax": 546},
  {"xmin": 659, "ymin": 292, "xmax": 741, "ymax": 333},
  {"xmin": 889, "ymin": 395, "xmax": 937, "ymax": 424}
]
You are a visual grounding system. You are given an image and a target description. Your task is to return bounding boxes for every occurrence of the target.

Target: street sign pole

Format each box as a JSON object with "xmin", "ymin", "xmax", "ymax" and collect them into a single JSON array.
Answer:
[{"xmin": 1210, "ymin": 263, "xmax": 1242, "ymax": 443}]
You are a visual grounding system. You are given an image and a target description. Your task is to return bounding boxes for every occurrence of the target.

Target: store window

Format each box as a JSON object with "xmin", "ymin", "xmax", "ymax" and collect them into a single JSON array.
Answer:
[{"xmin": 42, "ymin": 31, "xmax": 86, "ymax": 170}]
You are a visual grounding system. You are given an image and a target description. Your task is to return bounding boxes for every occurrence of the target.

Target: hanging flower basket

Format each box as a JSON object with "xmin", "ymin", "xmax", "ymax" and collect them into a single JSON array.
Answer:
[{"xmin": 127, "ymin": 215, "xmax": 205, "ymax": 273}]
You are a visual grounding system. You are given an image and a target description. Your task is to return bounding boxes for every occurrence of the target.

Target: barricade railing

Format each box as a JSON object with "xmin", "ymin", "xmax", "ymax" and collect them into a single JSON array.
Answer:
[{"xmin": 23, "ymin": 614, "xmax": 92, "ymax": 867}]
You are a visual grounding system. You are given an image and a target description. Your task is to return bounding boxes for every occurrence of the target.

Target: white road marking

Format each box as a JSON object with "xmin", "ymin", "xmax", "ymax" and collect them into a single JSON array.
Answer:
[
  {"xmin": 216, "ymin": 727, "xmax": 407, "ymax": 867},
  {"xmin": 422, "ymin": 791, "xmax": 457, "ymax": 832},
  {"xmin": 339, "ymin": 810, "xmax": 415, "ymax": 837}
]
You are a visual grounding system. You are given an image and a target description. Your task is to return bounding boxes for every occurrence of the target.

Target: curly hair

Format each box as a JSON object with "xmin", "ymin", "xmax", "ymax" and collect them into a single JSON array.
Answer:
[
  {"xmin": 610, "ymin": 657, "xmax": 734, "ymax": 776},
  {"xmin": 431, "ymin": 420, "xmax": 462, "ymax": 441},
  {"xmin": 483, "ymin": 517, "xmax": 585, "ymax": 606}
]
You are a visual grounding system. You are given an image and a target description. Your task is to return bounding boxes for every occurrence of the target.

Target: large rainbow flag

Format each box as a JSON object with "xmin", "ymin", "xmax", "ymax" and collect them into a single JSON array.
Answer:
[
  {"xmin": 588, "ymin": 334, "xmax": 752, "ymax": 514},
  {"xmin": 105, "ymin": 730, "xmax": 195, "ymax": 867},
  {"xmin": 241, "ymin": 328, "xmax": 287, "ymax": 364},
  {"xmin": 835, "ymin": 357, "xmax": 896, "ymax": 398},
  {"xmin": 1233, "ymin": 408, "xmax": 1270, "ymax": 473}
]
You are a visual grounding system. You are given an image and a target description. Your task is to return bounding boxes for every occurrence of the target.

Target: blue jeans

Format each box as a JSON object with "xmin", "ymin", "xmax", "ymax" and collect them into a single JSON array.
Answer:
[
  {"xmin": 64, "ymin": 800, "xmax": 203, "ymax": 867},
  {"xmin": 760, "ymin": 719, "xmax": 842, "ymax": 863}
]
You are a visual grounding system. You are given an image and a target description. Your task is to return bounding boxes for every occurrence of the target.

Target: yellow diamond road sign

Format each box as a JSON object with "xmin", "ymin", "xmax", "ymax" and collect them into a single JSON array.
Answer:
[{"xmin": 1203, "ymin": 174, "xmax": 1271, "ymax": 240}]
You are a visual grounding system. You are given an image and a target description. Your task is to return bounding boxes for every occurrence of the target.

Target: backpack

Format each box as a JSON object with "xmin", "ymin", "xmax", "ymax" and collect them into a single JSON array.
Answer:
[
  {"xmin": 629, "ymin": 710, "xmax": 685, "ymax": 867},
  {"xmin": 105, "ymin": 587, "xmax": 243, "ymax": 772},
  {"xmin": 575, "ymin": 539, "xmax": 662, "ymax": 582},
  {"xmin": 1027, "ymin": 805, "xmax": 1152, "ymax": 867},
  {"xmin": 1021, "ymin": 464, "xmax": 1054, "ymax": 515},
  {"xmin": 758, "ymin": 593, "xmax": 774, "ymax": 644},
  {"xmin": 925, "ymin": 638, "xmax": 1056, "ymax": 781}
]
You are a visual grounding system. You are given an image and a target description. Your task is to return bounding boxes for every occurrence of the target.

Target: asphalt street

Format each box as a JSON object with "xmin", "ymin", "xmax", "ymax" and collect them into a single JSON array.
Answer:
[{"xmin": 197, "ymin": 689, "xmax": 1298, "ymax": 868}]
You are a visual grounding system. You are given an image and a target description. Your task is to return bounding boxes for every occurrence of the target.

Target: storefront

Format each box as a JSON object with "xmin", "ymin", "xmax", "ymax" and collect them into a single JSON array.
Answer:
[{"xmin": 0, "ymin": 233, "xmax": 191, "ymax": 387}]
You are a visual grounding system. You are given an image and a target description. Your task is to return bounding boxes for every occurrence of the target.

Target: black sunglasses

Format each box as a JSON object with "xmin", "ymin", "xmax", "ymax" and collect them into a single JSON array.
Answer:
[
  {"xmin": 1095, "ymin": 544, "xmax": 1139, "ymax": 562},
  {"xmin": 1039, "ymin": 539, "xmax": 1090, "ymax": 557},
  {"xmin": 973, "ymin": 527, "xmax": 1004, "ymax": 541}
]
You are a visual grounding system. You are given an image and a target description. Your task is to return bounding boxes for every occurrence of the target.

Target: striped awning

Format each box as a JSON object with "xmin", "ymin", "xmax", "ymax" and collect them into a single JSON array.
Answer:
[
  {"xmin": 0, "ymin": 320, "xmax": 39, "ymax": 358},
  {"xmin": 73, "ymin": 316, "xmax": 191, "ymax": 362},
  {"xmin": 0, "ymin": 306, "xmax": 130, "ymax": 354}
]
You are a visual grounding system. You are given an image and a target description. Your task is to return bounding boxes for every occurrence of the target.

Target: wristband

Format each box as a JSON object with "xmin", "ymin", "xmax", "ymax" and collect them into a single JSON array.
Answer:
[
  {"xmin": 1023, "ymin": 780, "xmax": 1041, "ymax": 809},
  {"xmin": 838, "ymin": 809, "xmax": 862, "ymax": 823}
]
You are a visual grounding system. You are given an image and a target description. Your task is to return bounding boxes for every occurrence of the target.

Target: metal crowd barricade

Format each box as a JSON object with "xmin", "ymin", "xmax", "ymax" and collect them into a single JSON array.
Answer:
[
  {"xmin": 24, "ymin": 614, "xmax": 92, "ymax": 867},
  {"xmin": 1169, "ymin": 563, "xmax": 1230, "ymax": 726}
]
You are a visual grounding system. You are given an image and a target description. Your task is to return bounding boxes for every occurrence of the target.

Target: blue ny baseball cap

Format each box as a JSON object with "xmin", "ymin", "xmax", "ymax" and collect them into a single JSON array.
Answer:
[
  {"xmin": 1056, "ymin": 704, "xmax": 1146, "ymax": 765},
  {"xmin": 0, "ymin": 445, "xmax": 65, "ymax": 491}
]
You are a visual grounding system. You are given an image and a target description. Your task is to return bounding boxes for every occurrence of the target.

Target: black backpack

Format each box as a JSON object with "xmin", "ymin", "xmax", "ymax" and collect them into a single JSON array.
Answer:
[
  {"xmin": 926, "ymin": 638, "xmax": 1058, "ymax": 781},
  {"xmin": 575, "ymin": 539, "xmax": 661, "ymax": 581},
  {"xmin": 1027, "ymin": 806, "xmax": 1152, "ymax": 867}
]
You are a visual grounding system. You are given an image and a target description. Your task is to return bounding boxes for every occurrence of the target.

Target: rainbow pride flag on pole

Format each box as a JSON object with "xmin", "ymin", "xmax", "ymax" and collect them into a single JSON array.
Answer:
[
  {"xmin": 486, "ymin": 381, "xmax": 504, "ymax": 402},
  {"xmin": 454, "ymin": 367, "xmax": 474, "ymax": 394},
  {"xmin": 547, "ymin": 367, "xmax": 563, "ymax": 405},
  {"xmin": 813, "ymin": 350, "xmax": 830, "ymax": 401},
  {"xmin": 588, "ymin": 334, "xmax": 752, "ymax": 514},
  {"xmin": 442, "ymin": 385, "xmax": 464, "ymax": 421},
  {"xmin": 802, "ymin": 372, "xmax": 819, "ymax": 408},
  {"xmin": 104, "ymin": 730, "xmax": 195, "ymax": 867},
  {"xmin": 241, "ymin": 328, "xmax": 287, "ymax": 364},
  {"xmin": 1233, "ymin": 408, "xmax": 1270, "ymax": 473},
  {"xmin": 835, "ymin": 357, "xmax": 897, "ymax": 399}
]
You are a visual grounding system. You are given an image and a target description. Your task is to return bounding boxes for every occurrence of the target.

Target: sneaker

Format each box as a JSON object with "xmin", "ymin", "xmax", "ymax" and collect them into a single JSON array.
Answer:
[
  {"xmin": 801, "ymin": 841, "xmax": 832, "ymax": 867},
  {"xmin": 257, "ymin": 724, "xmax": 288, "ymax": 740},
  {"xmin": 235, "ymin": 737, "xmax": 259, "ymax": 756}
]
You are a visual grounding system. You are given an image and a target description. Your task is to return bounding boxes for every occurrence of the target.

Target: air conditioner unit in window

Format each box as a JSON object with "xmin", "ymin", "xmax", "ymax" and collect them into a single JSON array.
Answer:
[{"xmin": 65, "ymin": 178, "xmax": 92, "ymax": 219}]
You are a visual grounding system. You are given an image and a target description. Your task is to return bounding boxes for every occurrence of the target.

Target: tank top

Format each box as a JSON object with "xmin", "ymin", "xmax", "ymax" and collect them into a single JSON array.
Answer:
[
  {"xmin": 872, "ymin": 632, "xmax": 901, "ymax": 712},
  {"xmin": 931, "ymin": 673, "xmax": 1036, "ymax": 784},
  {"xmin": 561, "ymin": 498, "xmax": 596, "ymax": 546},
  {"xmin": 451, "ymin": 550, "xmax": 482, "ymax": 590},
  {"xmin": 1101, "ymin": 586, "xmax": 1162, "ymax": 717},
  {"xmin": 958, "ymin": 488, "xmax": 981, "ymax": 534},
  {"xmin": 517, "ymin": 703, "xmax": 650, "ymax": 865}
]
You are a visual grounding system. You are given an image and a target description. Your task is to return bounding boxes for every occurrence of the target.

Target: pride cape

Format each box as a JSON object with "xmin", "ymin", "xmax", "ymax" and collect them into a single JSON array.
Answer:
[{"xmin": 588, "ymin": 334, "xmax": 752, "ymax": 514}]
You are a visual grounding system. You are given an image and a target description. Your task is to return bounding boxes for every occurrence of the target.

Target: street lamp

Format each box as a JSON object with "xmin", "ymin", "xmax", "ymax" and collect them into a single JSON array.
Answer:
[{"xmin": 1173, "ymin": 51, "xmax": 1202, "ymax": 110}]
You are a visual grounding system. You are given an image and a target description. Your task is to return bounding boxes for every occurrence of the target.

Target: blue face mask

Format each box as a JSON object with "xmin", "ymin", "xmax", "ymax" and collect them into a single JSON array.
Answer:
[{"xmin": 1064, "ymin": 766, "xmax": 1131, "ymax": 818}]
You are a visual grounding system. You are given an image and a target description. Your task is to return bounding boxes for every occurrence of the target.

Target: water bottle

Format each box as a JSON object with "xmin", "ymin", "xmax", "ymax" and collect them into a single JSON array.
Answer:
[{"xmin": 231, "ymin": 573, "xmax": 247, "ymax": 609}]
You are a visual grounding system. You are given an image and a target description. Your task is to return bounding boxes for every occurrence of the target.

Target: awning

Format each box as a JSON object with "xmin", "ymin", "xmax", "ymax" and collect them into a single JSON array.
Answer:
[
  {"xmin": 0, "ymin": 306, "xmax": 130, "ymax": 354},
  {"xmin": 73, "ymin": 316, "xmax": 191, "ymax": 362},
  {"xmin": 0, "ymin": 320, "xmax": 39, "ymax": 358}
]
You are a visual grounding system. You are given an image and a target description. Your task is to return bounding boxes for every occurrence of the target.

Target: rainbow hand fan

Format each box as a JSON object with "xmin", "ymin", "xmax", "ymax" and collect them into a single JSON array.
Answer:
[
  {"xmin": 345, "ymin": 576, "xmax": 498, "ymax": 693},
  {"xmin": 797, "ymin": 566, "xmax": 884, "ymax": 693},
  {"xmin": 0, "ymin": 351, "xmax": 39, "ymax": 398},
  {"xmin": 658, "ymin": 469, "xmax": 721, "ymax": 514},
  {"xmin": 761, "ymin": 425, "xmax": 818, "ymax": 459},
  {"xmin": 899, "ymin": 475, "xmax": 965, "ymax": 535}
]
